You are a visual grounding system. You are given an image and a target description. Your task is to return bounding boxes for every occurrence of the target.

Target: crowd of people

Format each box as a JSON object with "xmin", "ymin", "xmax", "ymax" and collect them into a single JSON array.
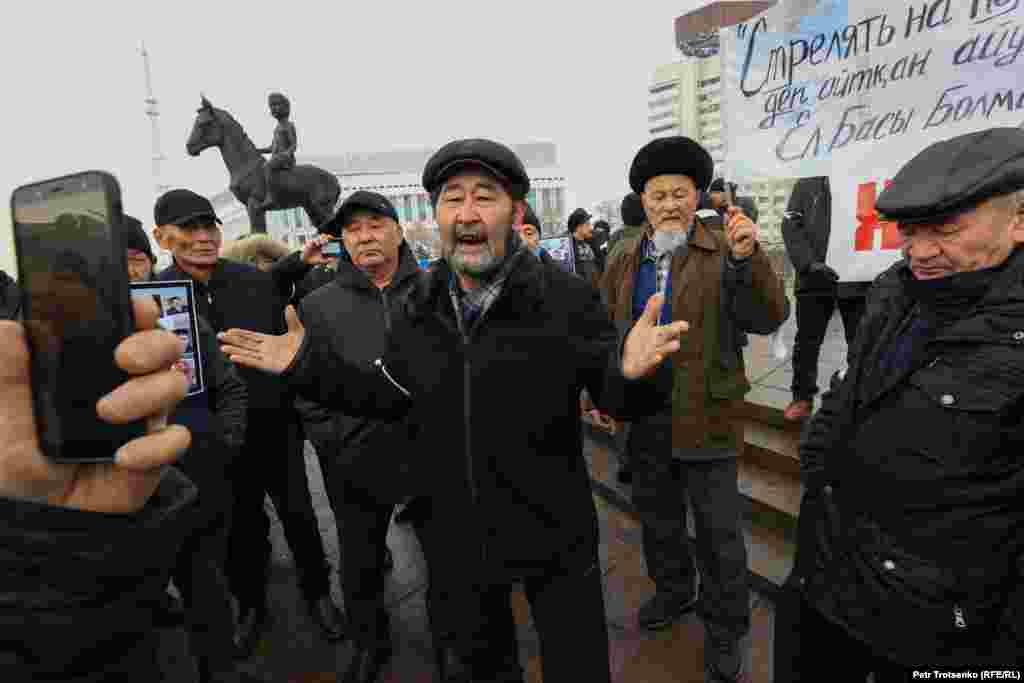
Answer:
[{"xmin": 1, "ymin": 126, "xmax": 1023, "ymax": 683}]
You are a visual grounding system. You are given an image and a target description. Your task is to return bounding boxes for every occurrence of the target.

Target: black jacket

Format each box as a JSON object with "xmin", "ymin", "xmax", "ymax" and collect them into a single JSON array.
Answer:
[
  {"xmin": 0, "ymin": 469, "xmax": 197, "ymax": 681},
  {"xmin": 296, "ymin": 243, "xmax": 422, "ymax": 502},
  {"xmin": 0, "ymin": 270, "xmax": 21, "ymax": 320},
  {"xmin": 568, "ymin": 234, "xmax": 602, "ymax": 289},
  {"xmin": 271, "ymin": 251, "xmax": 338, "ymax": 307},
  {"xmin": 171, "ymin": 316, "xmax": 248, "ymax": 507},
  {"xmin": 284, "ymin": 250, "xmax": 671, "ymax": 581},
  {"xmin": 794, "ymin": 249, "xmax": 1024, "ymax": 666},
  {"xmin": 781, "ymin": 176, "xmax": 870, "ymax": 297},
  {"xmin": 158, "ymin": 259, "xmax": 286, "ymax": 419}
]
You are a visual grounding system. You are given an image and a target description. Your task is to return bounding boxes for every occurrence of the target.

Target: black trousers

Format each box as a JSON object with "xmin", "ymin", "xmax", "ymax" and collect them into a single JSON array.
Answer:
[
  {"xmin": 629, "ymin": 420, "xmax": 751, "ymax": 644},
  {"xmin": 315, "ymin": 445, "xmax": 395, "ymax": 649},
  {"xmin": 791, "ymin": 293, "xmax": 866, "ymax": 400},
  {"xmin": 226, "ymin": 408, "xmax": 330, "ymax": 608},
  {"xmin": 417, "ymin": 509, "xmax": 612, "ymax": 683},
  {"xmin": 171, "ymin": 484, "xmax": 236, "ymax": 677}
]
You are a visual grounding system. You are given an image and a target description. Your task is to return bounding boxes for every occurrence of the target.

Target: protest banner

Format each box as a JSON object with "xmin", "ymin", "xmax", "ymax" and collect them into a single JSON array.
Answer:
[{"xmin": 721, "ymin": 0, "xmax": 1024, "ymax": 282}]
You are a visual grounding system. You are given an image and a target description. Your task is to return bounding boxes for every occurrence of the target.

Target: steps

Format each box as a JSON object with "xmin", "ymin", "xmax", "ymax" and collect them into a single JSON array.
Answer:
[{"xmin": 583, "ymin": 401, "xmax": 804, "ymax": 596}]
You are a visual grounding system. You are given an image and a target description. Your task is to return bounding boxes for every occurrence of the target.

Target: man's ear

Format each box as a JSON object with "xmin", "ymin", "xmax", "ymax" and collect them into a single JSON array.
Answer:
[
  {"xmin": 152, "ymin": 225, "xmax": 173, "ymax": 250},
  {"xmin": 1010, "ymin": 203, "xmax": 1024, "ymax": 246}
]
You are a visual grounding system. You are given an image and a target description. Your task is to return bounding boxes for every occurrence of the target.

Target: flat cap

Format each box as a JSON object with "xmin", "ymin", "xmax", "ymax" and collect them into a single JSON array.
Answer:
[
  {"xmin": 568, "ymin": 208, "xmax": 592, "ymax": 232},
  {"xmin": 877, "ymin": 127, "xmax": 1024, "ymax": 224},
  {"xmin": 422, "ymin": 138, "xmax": 530, "ymax": 199},
  {"xmin": 319, "ymin": 191, "xmax": 399, "ymax": 236},
  {"xmin": 620, "ymin": 192, "xmax": 647, "ymax": 227},
  {"xmin": 629, "ymin": 136, "xmax": 714, "ymax": 194}
]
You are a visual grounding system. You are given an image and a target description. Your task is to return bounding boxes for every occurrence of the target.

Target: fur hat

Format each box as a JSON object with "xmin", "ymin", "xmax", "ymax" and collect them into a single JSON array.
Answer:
[{"xmin": 220, "ymin": 233, "xmax": 292, "ymax": 265}]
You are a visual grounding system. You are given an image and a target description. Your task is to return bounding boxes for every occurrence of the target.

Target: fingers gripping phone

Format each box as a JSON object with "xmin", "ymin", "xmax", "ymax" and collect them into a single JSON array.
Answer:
[
  {"xmin": 11, "ymin": 171, "xmax": 146, "ymax": 462},
  {"xmin": 321, "ymin": 240, "xmax": 342, "ymax": 257}
]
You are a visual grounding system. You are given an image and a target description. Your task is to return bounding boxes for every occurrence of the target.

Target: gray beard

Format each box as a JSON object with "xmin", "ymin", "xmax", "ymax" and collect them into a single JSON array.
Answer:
[
  {"xmin": 652, "ymin": 226, "xmax": 690, "ymax": 255},
  {"xmin": 446, "ymin": 227, "xmax": 522, "ymax": 280}
]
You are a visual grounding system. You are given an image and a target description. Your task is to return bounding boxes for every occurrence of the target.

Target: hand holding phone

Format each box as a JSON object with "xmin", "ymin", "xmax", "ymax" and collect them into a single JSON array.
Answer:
[
  {"xmin": 11, "ymin": 171, "xmax": 146, "ymax": 462},
  {"xmin": 302, "ymin": 235, "xmax": 341, "ymax": 265}
]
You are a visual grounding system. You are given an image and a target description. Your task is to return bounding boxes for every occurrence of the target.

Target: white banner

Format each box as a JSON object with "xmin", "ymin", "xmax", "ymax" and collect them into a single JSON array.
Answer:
[{"xmin": 721, "ymin": 0, "xmax": 1024, "ymax": 282}]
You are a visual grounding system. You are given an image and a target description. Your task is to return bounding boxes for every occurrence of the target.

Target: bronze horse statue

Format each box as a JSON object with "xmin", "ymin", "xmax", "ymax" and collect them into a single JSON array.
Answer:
[{"xmin": 186, "ymin": 96, "xmax": 339, "ymax": 234}]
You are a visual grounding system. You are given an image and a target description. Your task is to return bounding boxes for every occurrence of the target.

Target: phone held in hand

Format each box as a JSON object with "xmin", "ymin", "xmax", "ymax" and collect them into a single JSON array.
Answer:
[
  {"xmin": 321, "ymin": 240, "xmax": 342, "ymax": 257},
  {"xmin": 10, "ymin": 171, "xmax": 146, "ymax": 463},
  {"xmin": 130, "ymin": 280, "xmax": 205, "ymax": 397}
]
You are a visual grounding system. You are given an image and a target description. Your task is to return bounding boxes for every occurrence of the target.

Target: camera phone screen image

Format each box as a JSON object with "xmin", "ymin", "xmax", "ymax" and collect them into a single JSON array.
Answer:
[
  {"xmin": 11, "ymin": 173, "xmax": 135, "ymax": 460},
  {"xmin": 129, "ymin": 280, "xmax": 205, "ymax": 396}
]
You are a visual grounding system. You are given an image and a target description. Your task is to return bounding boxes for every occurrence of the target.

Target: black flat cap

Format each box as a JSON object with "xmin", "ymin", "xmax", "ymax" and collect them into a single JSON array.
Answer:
[
  {"xmin": 154, "ymin": 188, "xmax": 221, "ymax": 227},
  {"xmin": 877, "ymin": 127, "xmax": 1024, "ymax": 224},
  {"xmin": 568, "ymin": 208, "xmax": 592, "ymax": 232},
  {"xmin": 629, "ymin": 136, "xmax": 714, "ymax": 194},
  {"xmin": 620, "ymin": 192, "xmax": 646, "ymax": 227},
  {"xmin": 422, "ymin": 138, "xmax": 530, "ymax": 199},
  {"xmin": 319, "ymin": 191, "xmax": 399, "ymax": 236}
]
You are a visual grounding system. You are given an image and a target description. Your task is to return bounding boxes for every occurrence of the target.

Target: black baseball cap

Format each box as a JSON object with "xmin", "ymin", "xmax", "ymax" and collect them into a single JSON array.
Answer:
[
  {"xmin": 319, "ymin": 191, "xmax": 399, "ymax": 236},
  {"xmin": 154, "ymin": 188, "xmax": 222, "ymax": 227},
  {"xmin": 422, "ymin": 138, "xmax": 530, "ymax": 200}
]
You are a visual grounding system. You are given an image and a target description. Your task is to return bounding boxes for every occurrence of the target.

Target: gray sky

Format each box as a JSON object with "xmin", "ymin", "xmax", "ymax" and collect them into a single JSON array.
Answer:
[{"xmin": 1, "ymin": 0, "xmax": 704, "ymax": 270}]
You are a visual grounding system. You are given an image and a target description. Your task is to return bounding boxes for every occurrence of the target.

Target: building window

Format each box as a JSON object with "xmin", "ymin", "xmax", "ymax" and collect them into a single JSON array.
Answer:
[
  {"xmin": 698, "ymin": 76, "xmax": 720, "ymax": 87},
  {"xmin": 700, "ymin": 103, "xmax": 721, "ymax": 114},
  {"xmin": 650, "ymin": 122, "xmax": 678, "ymax": 135},
  {"xmin": 648, "ymin": 95, "xmax": 677, "ymax": 109},
  {"xmin": 649, "ymin": 81, "xmax": 679, "ymax": 95},
  {"xmin": 649, "ymin": 110, "xmax": 675, "ymax": 123}
]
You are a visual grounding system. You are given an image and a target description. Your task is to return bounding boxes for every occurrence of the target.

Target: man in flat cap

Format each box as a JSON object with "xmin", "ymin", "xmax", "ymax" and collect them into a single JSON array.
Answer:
[
  {"xmin": 567, "ymin": 207, "xmax": 602, "ymax": 288},
  {"xmin": 781, "ymin": 127, "xmax": 1024, "ymax": 679},
  {"xmin": 601, "ymin": 136, "xmax": 789, "ymax": 683},
  {"xmin": 219, "ymin": 138, "xmax": 688, "ymax": 682}
]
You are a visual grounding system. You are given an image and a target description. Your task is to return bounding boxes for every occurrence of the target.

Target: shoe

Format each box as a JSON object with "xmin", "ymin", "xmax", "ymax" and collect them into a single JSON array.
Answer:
[
  {"xmin": 233, "ymin": 602, "xmax": 269, "ymax": 660},
  {"xmin": 783, "ymin": 399, "xmax": 813, "ymax": 421},
  {"xmin": 704, "ymin": 637, "xmax": 749, "ymax": 682},
  {"xmin": 638, "ymin": 590, "xmax": 699, "ymax": 631},
  {"xmin": 435, "ymin": 646, "xmax": 472, "ymax": 682},
  {"xmin": 152, "ymin": 590, "xmax": 186, "ymax": 628},
  {"xmin": 309, "ymin": 594, "xmax": 346, "ymax": 642},
  {"xmin": 341, "ymin": 643, "xmax": 393, "ymax": 683}
]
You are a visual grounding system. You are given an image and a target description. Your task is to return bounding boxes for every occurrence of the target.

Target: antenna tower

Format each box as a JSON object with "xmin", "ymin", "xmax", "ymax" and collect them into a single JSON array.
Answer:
[{"xmin": 140, "ymin": 42, "xmax": 169, "ymax": 197}]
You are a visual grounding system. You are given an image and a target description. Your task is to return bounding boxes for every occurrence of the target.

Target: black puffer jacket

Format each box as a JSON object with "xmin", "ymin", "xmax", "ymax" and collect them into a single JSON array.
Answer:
[
  {"xmin": 0, "ymin": 469, "xmax": 197, "ymax": 681},
  {"xmin": 295, "ymin": 242, "xmax": 422, "ymax": 502},
  {"xmin": 794, "ymin": 248, "xmax": 1024, "ymax": 666},
  {"xmin": 0, "ymin": 270, "xmax": 21, "ymax": 320}
]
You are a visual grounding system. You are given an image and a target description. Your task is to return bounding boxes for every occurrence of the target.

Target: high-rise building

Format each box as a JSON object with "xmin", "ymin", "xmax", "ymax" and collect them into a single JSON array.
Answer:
[
  {"xmin": 649, "ymin": 1, "xmax": 793, "ymax": 246},
  {"xmin": 210, "ymin": 142, "xmax": 568, "ymax": 251}
]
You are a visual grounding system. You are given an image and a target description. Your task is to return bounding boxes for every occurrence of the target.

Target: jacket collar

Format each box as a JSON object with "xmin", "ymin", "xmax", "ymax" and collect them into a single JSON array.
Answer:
[
  {"xmin": 421, "ymin": 249, "xmax": 546, "ymax": 320},
  {"xmin": 334, "ymin": 241, "xmax": 421, "ymax": 292}
]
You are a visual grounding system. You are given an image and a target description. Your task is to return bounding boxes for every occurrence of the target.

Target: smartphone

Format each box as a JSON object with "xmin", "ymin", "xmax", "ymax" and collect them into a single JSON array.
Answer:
[
  {"xmin": 321, "ymin": 240, "xmax": 342, "ymax": 257},
  {"xmin": 11, "ymin": 171, "xmax": 146, "ymax": 463}
]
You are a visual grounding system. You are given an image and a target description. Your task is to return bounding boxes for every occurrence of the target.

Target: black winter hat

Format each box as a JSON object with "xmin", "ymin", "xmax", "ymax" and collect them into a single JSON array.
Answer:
[
  {"xmin": 620, "ymin": 193, "xmax": 646, "ymax": 227},
  {"xmin": 568, "ymin": 208, "xmax": 592, "ymax": 233},
  {"xmin": 629, "ymin": 136, "xmax": 714, "ymax": 194},
  {"xmin": 877, "ymin": 127, "xmax": 1024, "ymax": 224},
  {"xmin": 319, "ymin": 191, "xmax": 399, "ymax": 236},
  {"xmin": 154, "ymin": 188, "xmax": 221, "ymax": 227},
  {"xmin": 118, "ymin": 214, "xmax": 155, "ymax": 263},
  {"xmin": 522, "ymin": 204, "xmax": 542, "ymax": 232},
  {"xmin": 422, "ymin": 138, "xmax": 530, "ymax": 199}
]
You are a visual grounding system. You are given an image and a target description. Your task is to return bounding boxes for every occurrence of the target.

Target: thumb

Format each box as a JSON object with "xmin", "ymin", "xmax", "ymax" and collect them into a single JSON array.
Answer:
[
  {"xmin": 641, "ymin": 293, "xmax": 665, "ymax": 326},
  {"xmin": 285, "ymin": 305, "xmax": 304, "ymax": 333}
]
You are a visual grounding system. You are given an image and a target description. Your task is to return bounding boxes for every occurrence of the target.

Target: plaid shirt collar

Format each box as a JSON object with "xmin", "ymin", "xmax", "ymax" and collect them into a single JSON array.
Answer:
[
  {"xmin": 448, "ymin": 232, "xmax": 527, "ymax": 336},
  {"xmin": 640, "ymin": 222, "xmax": 695, "ymax": 292}
]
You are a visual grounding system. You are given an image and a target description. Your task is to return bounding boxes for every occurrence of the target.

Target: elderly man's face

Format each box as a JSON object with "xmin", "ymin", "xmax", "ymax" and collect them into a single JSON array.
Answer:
[
  {"xmin": 436, "ymin": 170, "xmax": 524, "ymax": 280},
  {"xmin": 899, "ymin": 194, "xmax": 1024, "ymax": 279},
  {"xmin": 341, "ymin": 210, "xmax": 404, "ymax": 275},
  {"xmin": 154, "ymin": 220, "xmax": 222, "ymax": 268},
  {"xmin": 642, "ymin": 175, "xmax": 699, "ymax": 233}
]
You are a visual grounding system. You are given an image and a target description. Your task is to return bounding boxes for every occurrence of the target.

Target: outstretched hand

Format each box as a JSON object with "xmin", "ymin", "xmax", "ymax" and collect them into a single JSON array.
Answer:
[
  {"xmin": 0, "ymin": 297, "xmax": 191, "ymax": 513},
  {"xmin": 219, "ymin": 304, "xmax": 305, "ymax": 374},
  {"xmin": 622, "ymin": 293, "xmax": 689, "ymax": 380}
]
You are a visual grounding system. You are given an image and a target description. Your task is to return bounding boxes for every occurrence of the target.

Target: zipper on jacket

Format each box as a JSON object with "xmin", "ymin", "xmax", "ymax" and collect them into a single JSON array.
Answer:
[
  {"xmin": 953, "ymin": 605, "xmax": 967, "ymax": 629},
  {"xmin": 373, "ymin": 358, "xmax": 411, "ymax": 398}
]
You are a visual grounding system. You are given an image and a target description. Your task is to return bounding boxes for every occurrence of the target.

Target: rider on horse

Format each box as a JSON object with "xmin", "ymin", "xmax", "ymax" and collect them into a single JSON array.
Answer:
[{"xmin": 255, "ymin": 92, "xmax": 296, "ymax": 211}]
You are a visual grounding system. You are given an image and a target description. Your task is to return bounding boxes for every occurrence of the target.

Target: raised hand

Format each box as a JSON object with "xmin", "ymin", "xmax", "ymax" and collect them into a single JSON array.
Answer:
[
  {"xmin": 0, "ymin": 296, "xmax": 191, "ymax": 513},
  {"xmin": 219, "ymin": 304, "xmax": 304, "ymax": 374},
  {"xmin": 725, "ymin": 206, "xmax": 759, "ymax": 260},
  {"xmin": 622, "ymin": 293, "xmax": 689, "ymax": 380},
  {"xmin": 302, "ymin": 235, "xmax": 339, "ymax": 265}
]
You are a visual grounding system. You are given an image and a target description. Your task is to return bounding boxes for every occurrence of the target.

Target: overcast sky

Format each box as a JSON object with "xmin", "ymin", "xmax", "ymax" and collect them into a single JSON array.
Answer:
[{"xmin": 2, "ymin": 0, "xmax": 708, "ymax": 237}]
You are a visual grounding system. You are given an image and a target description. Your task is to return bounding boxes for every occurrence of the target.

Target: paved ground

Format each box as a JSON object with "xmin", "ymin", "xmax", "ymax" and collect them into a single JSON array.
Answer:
[{"xmin": 161, "ymin": 438, "xmax": 776, "ymax": 682}]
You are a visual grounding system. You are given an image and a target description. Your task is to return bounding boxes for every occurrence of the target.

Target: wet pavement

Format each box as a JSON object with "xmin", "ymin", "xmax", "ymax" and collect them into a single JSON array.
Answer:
[{"xmin": 160, "ymin": 437, "xmax": 775, "ymax": 682}]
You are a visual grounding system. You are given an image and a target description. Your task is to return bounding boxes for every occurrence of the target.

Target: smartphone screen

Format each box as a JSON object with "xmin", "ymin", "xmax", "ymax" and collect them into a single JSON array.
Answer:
[
  {"xmin": 11, "ymin": 171, "xmax": 143, "ymax": 462},
  {"xmin": 321, "ymin": 240, "xmax": 342, "ymax": 257}
]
